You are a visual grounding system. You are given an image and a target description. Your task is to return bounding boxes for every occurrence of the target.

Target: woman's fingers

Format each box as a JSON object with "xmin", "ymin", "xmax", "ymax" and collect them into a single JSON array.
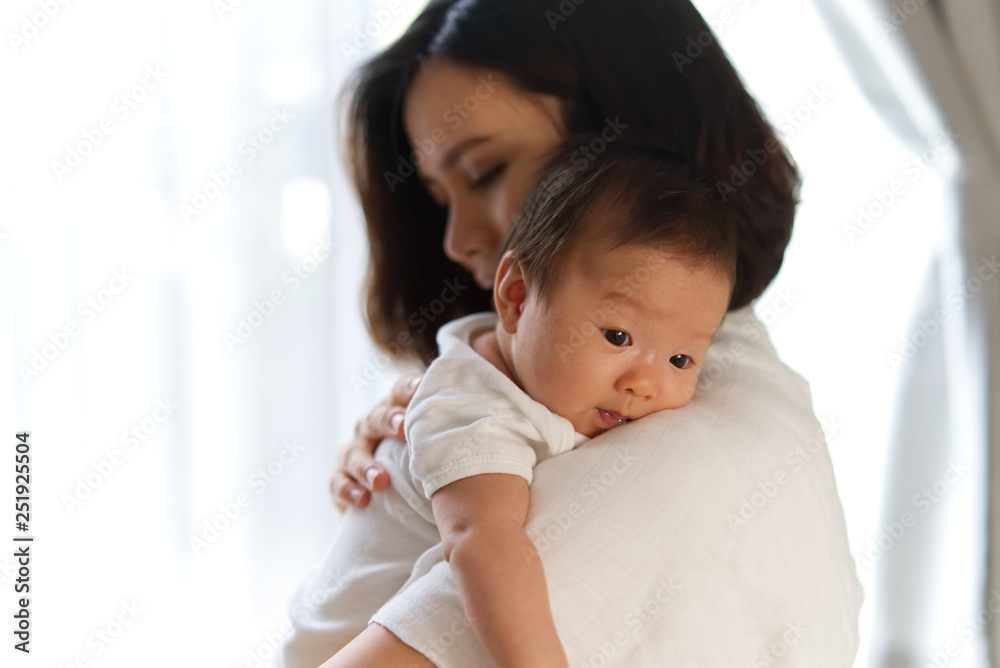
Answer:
[
  {"xmin": 330, "ymin": 439, "xmax": 390, "ymax": 510},
  {"xmin": 390, "ymin": 373, "xmax": 423, "ymax": 407},
  {"xmin": 329, "ymin": 470, "xmax": 369, "ymax": 511},
  {"xmin": 332, "ymin": 374, "xmax": 422, "ymax": 510},
  {"xmin": 343, "ymin": 440, "xmax": 391, "ymax": 493},
  {"xmin": 359, "ymin": 405, "xmax": 406, "ymax": 442},
  {"xmin": 358, "ymin": 374, "xmax": 421, "ymax": 442},
  {"xmin": 330, "ymin": 430, "xmax": 392, "ymax": 510}
]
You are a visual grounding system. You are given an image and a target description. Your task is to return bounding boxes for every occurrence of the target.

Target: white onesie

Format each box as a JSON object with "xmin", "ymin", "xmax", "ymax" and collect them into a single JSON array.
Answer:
[{"xmin": 405, "ymin": 311, "xmax": 590, "ymax": 500}]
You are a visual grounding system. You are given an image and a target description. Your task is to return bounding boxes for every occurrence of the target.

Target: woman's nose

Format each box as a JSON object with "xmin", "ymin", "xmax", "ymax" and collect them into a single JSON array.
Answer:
[{"xmin": 443, "ymin": 201, "xmax": 498, "ymax": 266}]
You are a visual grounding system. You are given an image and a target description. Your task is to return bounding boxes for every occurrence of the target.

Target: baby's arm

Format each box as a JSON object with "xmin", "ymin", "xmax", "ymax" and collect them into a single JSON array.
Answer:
[{"xmin": 431, "ymin": 473, "xmax": 569, "ymax": 668}]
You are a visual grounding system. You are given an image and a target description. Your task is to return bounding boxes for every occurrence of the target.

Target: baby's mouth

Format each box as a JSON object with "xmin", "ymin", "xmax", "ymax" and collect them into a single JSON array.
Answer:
[{"xmin": 597, "ymin": 409, "xmax": 631, "ymax": 430}]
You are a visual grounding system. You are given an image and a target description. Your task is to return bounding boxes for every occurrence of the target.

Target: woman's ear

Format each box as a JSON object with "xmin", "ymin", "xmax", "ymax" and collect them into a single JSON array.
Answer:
[{"xmin": 494, "ymin": 251, "xmax": 528, "ymax": 334}]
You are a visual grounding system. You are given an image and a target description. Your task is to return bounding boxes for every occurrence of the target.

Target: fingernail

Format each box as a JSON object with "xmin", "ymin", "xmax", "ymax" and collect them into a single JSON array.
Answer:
[
  {"xmin": 366, "ymin": 467, "xmax": 380, "ymax": 485},
  {"xmin": 389, "ymin": 412, "xmax": 404, "ymax": 431},
  {"xmin": 350, "ymin": 487, "xmax": 365, "ymax": 502},
  {"xmin": 407, "ymin": 376, "xmax": 421, "ymax": 392}
]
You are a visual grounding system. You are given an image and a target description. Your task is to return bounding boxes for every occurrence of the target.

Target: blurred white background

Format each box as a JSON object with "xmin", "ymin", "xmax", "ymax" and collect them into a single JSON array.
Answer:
[{"xmin": 0, "ymin": 0, "xmax": 967, "ymax": 666}]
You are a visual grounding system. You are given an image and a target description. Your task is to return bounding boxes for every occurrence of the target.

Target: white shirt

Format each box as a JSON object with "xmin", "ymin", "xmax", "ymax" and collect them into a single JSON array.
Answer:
[
  {"xmin": 371, "ymin": 305, "xmax": 864, "ymax": 667},
  {"xmin": 405, "ymin": 312, "xmax": 590, "ymax": 500}
]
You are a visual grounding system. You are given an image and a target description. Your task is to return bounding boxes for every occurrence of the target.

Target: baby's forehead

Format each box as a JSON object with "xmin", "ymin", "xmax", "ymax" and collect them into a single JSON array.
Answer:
[
  {"xmin": 570, "ymin": 242, "xmax": 706, "ymax": 290},
  {"xmin": 561, "ymin": 245, "xmax": 731, "ymax": 336}
]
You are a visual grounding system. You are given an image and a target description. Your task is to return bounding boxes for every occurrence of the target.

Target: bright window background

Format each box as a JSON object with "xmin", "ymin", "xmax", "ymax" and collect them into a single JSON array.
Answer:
[
  {"xmin": 0, "ymin": 0, "xmax": 949, "ymax": 666},
  {"xmin": 691, "ymin": 0, "xmax": 952, "ymax": 664}
]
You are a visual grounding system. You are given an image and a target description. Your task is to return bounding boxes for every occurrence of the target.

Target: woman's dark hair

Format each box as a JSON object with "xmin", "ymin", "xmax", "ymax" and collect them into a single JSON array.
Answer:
[
  {"xmin": 504, "ymin": 137, "xmax": 737, "ymax": 302},
  {"xmin": 342, "ymin": 0, "xmax": 800, "ymax": 365}
]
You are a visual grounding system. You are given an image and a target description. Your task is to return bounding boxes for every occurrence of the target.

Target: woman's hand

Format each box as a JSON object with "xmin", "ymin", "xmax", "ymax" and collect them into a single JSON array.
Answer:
[{"xmin": 330, "ymin": 374, "xmax": 422, "ymax": 511}]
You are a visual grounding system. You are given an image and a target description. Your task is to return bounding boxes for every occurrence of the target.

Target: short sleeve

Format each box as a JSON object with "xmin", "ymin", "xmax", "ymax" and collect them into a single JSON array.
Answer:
[{"xmin": 406, "ymin": 397, "xmax": 541, "ymax": 499}]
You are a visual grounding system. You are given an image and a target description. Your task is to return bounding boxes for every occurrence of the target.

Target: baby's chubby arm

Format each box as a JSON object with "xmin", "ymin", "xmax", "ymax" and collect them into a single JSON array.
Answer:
[{"xmin": 431, "ymin": 473, "xmax": 569, "ymax": 668}]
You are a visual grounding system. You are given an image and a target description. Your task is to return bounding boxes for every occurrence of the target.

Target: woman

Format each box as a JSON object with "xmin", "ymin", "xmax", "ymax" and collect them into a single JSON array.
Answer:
[{"xmin": 282, "ymin": 0, "xmax": 863, "ymax": 665}]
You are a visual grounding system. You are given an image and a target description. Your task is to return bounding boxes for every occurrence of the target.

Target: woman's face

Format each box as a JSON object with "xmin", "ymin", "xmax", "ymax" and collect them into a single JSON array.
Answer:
[{"xmin": 403, "ymin": 58, "xmax": 565, "ymax": 291}]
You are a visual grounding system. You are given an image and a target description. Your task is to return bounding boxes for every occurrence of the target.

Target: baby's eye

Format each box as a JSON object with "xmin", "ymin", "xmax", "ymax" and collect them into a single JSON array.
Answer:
[
  {"xmin": 670, "ymin": 354, "xmax": 692, "ymax": 369},
  {"xmin": 603, "ymin": 329, "xmax": 631, "ymax": 347}
]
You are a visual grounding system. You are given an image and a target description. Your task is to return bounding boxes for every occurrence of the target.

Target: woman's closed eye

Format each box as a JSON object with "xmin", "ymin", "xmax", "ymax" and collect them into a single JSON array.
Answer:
[
  {"xmin": 471, "ymin": 163, "xmax": 506, "ymax": 189},
  {"xmin": 670, "ymin": 354, "xmax": 693, "ymax": 369},
  {"xmin": 603, "ymin": 329, "xmax": 631, "ymax": 347}
]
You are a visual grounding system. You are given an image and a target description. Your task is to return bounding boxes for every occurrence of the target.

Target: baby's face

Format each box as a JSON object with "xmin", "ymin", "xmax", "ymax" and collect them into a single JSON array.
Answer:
[{"xmin": 502, "ymin": 242, "xmax": 731, "ymax": 438}]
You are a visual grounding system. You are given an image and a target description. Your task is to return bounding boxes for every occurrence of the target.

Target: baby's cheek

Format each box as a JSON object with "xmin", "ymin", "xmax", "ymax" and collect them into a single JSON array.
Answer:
[
  {"xmin": 664, "ymin": 377, "xmax": 698, "ymax": 410},
  {"xmin": 683, "ymin": 378, "xmax": 698, "ymax": 403}
]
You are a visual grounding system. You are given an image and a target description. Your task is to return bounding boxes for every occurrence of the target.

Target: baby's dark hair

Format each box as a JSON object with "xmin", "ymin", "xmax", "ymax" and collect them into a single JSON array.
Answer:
[{"xmin": 503, "ymin": 138, "xmax": 738, "ymax": 305}]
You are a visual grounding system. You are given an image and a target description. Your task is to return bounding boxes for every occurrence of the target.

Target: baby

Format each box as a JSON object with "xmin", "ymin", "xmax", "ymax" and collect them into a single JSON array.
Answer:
[
  {"xmin": 404, "ymin": 140, "xmax": 736, "ymax": 666},
  {"xmin": 281, "ymin": 139, "xmax": 736, "ymax": 668}
]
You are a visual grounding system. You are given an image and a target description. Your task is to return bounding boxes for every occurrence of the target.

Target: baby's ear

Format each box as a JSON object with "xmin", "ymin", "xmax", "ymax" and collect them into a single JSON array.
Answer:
[{"xmin": 494, "ymin": 251, "xmax": 528, "ymax": 334}]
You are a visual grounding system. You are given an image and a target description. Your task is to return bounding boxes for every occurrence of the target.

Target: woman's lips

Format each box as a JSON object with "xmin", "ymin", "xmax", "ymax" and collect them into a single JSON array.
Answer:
[
  {"xmin": 475, "ymin": 274, "xmax": 494, "ymax": 290},
  {"xmin": 598, "ymin": 409, "xmax": 629, "ymax": 430}
]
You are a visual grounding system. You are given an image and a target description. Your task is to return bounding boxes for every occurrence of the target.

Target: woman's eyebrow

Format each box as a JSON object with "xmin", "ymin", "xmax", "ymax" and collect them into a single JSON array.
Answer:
[
  {"xmin": 441, "ymin": 136, "xmax": 491, "ymax": 171},
  {"xmin": 415, "ymin": 136, "xmax": 492, "ymax": 192}
]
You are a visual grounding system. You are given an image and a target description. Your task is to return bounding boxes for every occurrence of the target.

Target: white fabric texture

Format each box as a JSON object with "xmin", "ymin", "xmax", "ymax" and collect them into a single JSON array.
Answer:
[
  {"xmin": 371, "ymin": 305, "xmax": 864, "ymax": 667},
  {"xmin": 406, "ymin": 311, "xmax": 590, "ymax": 499}
]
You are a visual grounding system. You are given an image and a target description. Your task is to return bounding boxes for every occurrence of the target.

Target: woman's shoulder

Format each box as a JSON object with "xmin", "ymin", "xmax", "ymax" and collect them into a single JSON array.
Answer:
[{"xmin": 522, "ymin": 305, "xmax": 863, "ymax": 666}]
